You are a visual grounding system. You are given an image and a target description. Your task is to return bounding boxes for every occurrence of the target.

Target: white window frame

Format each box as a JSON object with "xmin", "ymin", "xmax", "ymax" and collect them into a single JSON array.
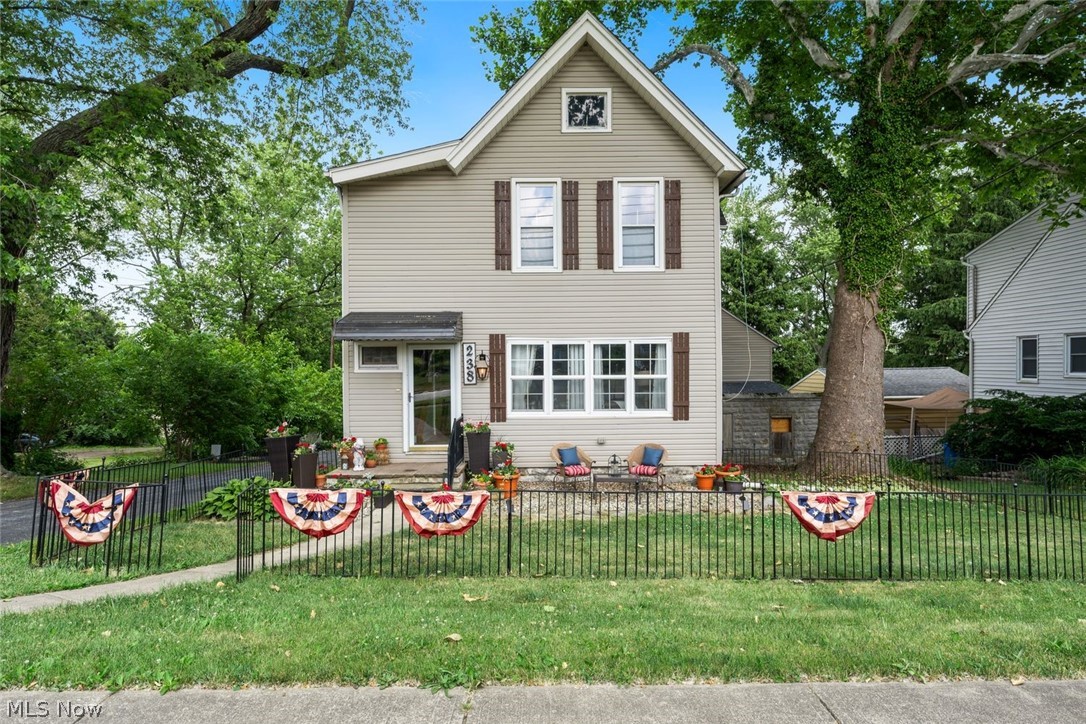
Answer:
[
  {"xmin": 613, "ymin": 178, "xmax": 664, "ymax": 272},
  {"xmin": 561, "ymin": 88, "xmax": 612, "ymax": 133},
  {"xmin": 354, "ymin": 343, "xmax": 400, "ymax": 373},
  {"xmin": 1065, "ymin": 333, "xmax": 1086, "ymax": 377},
  {"xmin": 507, "ymin": 338, "xmax": 671, "ymax": 418},
  {"xmin": 1017, "ymin": 336, "xmax": 1039, "ymax": 383},
  {"xmin": 512, "ymin": 178, "xmax": 562, "ymax": 273}
]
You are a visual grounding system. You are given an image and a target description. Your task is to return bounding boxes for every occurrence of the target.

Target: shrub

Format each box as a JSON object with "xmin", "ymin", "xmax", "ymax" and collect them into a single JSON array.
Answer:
[
  {"xmin": 11, "ymin": 448, "xmax": 83, "ymax": 476},
  {"xmin": 1026, "ymin": 456, "xmax": 1086, "ymax": 491},
  {"xmin": 196, "ymin": 477, "xmax": 278, "ymax": 521},
  {"xmin": 942, "ymin": 391, "xmax": 1086, "ymax": 463}
]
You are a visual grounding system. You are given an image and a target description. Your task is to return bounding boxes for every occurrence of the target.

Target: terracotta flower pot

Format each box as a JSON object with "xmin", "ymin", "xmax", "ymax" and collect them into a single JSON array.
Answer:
[
  {"xmin": 315, "ymin": 474, "xmax": 327, "ymax": 489},
  {"xmin": 694, "ymin": 473, "xmax": 716, "ymax": 491},
  {"xmin": 492, "ymin": 472, "xmax": 520, "ymax": 499},
  {"xmin": 365, "ymin": 458, "xmax": 377, "ymax": 469}
]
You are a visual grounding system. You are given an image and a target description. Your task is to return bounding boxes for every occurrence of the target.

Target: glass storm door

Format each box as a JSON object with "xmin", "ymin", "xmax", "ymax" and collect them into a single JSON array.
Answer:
[{"xmin": 409, "ymin": 347, "xmax": 453, "ymax": 447}]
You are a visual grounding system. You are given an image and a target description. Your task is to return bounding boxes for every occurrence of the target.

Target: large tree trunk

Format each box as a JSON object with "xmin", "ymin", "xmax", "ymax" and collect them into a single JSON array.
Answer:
[{"xmin": 808, "ymin": 273, "xmax": 886, "ymax": 475}]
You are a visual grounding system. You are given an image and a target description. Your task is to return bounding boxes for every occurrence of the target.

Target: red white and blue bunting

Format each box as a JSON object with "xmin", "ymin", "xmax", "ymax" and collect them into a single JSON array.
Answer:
[
  {"xmin": 395, "ymin": 490, "xmax": 490, "ymax": 539},
  {"xmin": 269, "ymin": 488, "xmax": 369, "ymax": 539},
  {"xmin": 47, "ymin": 480, "xmax": 138, "ymax": 546},
  {"xmin": 781, "ymin": 491, "xmax": 876, "ymax": 542}
]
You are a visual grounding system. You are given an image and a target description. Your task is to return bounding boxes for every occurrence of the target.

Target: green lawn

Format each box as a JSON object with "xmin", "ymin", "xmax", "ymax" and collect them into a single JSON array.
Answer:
[
  {"xmin": 1, "ymin": 576, "xmax": 1083, "ymax": 690},
  {"xmin": 0, "ymin": 473, "xmax": 38, "ymax": 502},
  {"xmin": 2, "ymin": 520, "xmax": 249, "ymax": 599}
]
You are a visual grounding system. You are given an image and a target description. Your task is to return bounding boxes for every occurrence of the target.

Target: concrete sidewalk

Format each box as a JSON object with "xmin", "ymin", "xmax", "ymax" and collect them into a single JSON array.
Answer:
[{"xmin": 3, "ymin": 680, "xmax": 1085, "ymax": 723}]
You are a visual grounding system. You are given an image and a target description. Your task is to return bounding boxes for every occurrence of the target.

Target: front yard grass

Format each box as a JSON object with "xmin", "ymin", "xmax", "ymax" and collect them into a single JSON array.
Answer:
[
  {"xmin": 1, "ymin": 520, "xmax": 242, "ymax": 599},
  {"xmin": 1, "ymin": 576, "xmax": 1083, "ymax": 690},
  {"xmin": 0, "ymin": 473, "xmax": 38, "ymax": 502}
]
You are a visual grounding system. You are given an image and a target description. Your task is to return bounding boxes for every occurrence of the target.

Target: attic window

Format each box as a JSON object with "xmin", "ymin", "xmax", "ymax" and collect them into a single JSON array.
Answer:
[{"xmin": 563, "ymin": 88, "xmax": 610, "ymax": 132}]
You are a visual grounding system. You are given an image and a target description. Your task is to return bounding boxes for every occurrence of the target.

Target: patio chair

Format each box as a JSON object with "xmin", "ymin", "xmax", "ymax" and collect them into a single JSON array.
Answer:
[
  {"xmin": 550, "ymin": 443, "xmax": 594, "ymax": 488},
  {"xmin": 627, "ymin": 443, "xmax": 668, "ymax": 487}
]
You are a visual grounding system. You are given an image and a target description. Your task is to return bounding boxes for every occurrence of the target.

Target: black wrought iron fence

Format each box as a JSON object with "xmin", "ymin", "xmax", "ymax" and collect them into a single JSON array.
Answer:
[
  {"xmin": 29, "ymin": 479, "xmax": 168, "ymax": 575},
  {"xmin": 236, "ymin": 485, "xmax": 1085, "ymax": 583}
]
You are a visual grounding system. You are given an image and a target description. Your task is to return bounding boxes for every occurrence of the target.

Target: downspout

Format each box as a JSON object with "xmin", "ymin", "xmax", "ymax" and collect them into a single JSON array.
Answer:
[{"xmin": 960, "ymin": 259, "xmax": 977, "ymax": 401}]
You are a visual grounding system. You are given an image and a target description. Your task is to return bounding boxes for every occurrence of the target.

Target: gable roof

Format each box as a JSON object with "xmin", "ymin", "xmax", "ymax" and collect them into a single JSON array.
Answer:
[
  {"xmin": 328, "ymin": 13, "xmax": 746, "ymax": 191},
  {"xmin": 787, "ymin": 366, "xmax": 969, "ymax": 398},
  {"xmin": 721, "ymin": 309, "xmax": 779, "ymax": 348},
  {"xmin": 964, "ymin": 196, "xmax": 1082, "ymax": 333}
]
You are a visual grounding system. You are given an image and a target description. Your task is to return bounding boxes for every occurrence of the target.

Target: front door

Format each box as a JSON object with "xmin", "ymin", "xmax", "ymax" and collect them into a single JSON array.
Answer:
[{"xmin": 407, "ymin": 347, "xmax": 454, "ymax": 448}]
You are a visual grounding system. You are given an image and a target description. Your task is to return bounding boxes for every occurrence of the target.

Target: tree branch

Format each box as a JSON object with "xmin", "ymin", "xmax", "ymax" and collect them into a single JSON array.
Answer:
[
  {"xmin": 652, "ymin": 45, "xmax": 755, "ymax": 106},
  {"xmin": 3, "ymin": 75, "xmax": 115, "ymax": 97},
  {"xmin": 886, "ymin": 0, "xmax": 926, "ymax": 45},
  {"xmin": 928, "ymin": 134, "xmax": 1069, "ymax": 174},
  {"xmin": 946, "ymin": 42, "xmax": 1079, "ymax": 85},
  {"xmin": 770, "ymin": 1, "xmax": 852, "ymax": 82}
]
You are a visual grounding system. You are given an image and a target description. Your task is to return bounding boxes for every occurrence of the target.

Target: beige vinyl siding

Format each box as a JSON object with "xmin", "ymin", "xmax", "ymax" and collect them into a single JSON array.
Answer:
[
  {"xmin": 970, "ymin": 213, "xmax": 1086, "ymax": 398},
  {"xmin": 721, "ymin": 310, "xmax": 774, "ymax": 381},
  {"xmin": 342, "ymin": 46, "xmax": 723, "ymax": 466},
  {"xmin": 788, "ymin": 370, "xmax": 826, "ymax": 394}
]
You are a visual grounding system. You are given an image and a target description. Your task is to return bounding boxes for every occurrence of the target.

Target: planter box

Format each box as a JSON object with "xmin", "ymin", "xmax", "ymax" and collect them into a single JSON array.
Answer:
[
  {"xmin": 465, "ymin": 432, "xmax": 491, "ymax": 475},
  {"xmin": 265, "ymin": 435, "xmax": 301, "ymax": 483},
  {"xmin": 372, "ymin": 492, "xmax": 394, "ymax": 509},
  {"xmin": 291, "ymin": 452, "xmax": 318, "ymax": 488}
]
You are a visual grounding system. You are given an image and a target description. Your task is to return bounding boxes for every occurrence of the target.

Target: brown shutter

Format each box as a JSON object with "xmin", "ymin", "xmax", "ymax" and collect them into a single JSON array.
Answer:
[
  {"xmin": 562, "ymin": 180, "xmax": 579, "ymax": 270},
  {"xmin": 673, "ymin": 332, "xmax": 689, "ymax": 421},
  {"xmin": 489, "ymin": 333, "xmax": 507, "ymax": 422},
  {"xmin": 596, "ymin": 180, "xmax": 613, "ymax": 269},
  {"xmin": 495, "ymin": 181, "xmax": 511, "ymax": 270},
  {"xmin": 665, "ymin": 179, "xmax": 681, "ymax": 269}
]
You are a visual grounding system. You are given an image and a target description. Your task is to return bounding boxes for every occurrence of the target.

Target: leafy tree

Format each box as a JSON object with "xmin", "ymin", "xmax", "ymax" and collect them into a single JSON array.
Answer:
[
  {"xmin": 1, "ymin": 0, "xmax": 419, "ymax": 400},
  {"xmin": 473, "ymin": 2, "xmax": 1085, "ymax": 464},
  {"xmin": 943, "ymin": 391, "xmax": 1086, "ymax": 463}
]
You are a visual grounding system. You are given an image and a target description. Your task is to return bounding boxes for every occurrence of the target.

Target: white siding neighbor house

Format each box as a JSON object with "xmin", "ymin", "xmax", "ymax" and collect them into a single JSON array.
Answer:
[
  {"xmin": 964, "ymin": 197, "xmax": 1086, "ymax": 399},
  {"xmin": 327, "ymin": 13, "xmax": 747, "ymax": 472}
]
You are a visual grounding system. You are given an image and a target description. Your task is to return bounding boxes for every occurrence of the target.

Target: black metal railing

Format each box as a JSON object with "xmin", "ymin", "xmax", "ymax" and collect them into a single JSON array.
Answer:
[
  {"xmin": 236, "ymin": 483, "xmax": 1085, "ymax": 583},
  {"xmin": 29, "ymin": 479, "xmax": 169, "ymax": 575},
  {"xmin": 447, "ymin": 416, "xmax": 465, "ymax": 488}
]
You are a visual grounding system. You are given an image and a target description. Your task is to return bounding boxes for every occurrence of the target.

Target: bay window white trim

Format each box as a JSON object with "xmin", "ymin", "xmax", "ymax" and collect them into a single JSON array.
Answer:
[
  {"xmin": 507, "ymin": 337, "xmax": 671, "ymax": 417},
  {"xmin": 512, "ymin": 178, "xmax": 562, "ymax": 272},
  {"xmin": 613, "ymin": 177, "xmax": 664, "ymax": 271}
]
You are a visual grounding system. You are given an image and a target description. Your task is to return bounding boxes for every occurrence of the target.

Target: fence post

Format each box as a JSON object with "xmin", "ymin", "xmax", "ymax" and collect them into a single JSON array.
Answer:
[
  {"xmin": 161, "ymin": 472, "xmax": 170, "ymax": 524},
  {"xmin": 886, "ymin": 485, "xmax": 894, "ymax": 580},
  {"xmin": 505, "ymin": 498, "xmax": 513, "ymax": 576}
]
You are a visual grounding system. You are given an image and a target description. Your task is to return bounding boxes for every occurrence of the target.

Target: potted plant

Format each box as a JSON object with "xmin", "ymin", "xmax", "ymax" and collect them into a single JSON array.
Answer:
[
  {"xmin": 490, "ymin": 441, "xmax": 519, "ymax": 499},
  {"xmin": 362, "ymin": 478, "xmax": 394, "ymax": 508},
  {"xmin": 463, "ymin": 420, "xmax": 492, "ymax": 474},
  {"xmin": 470, "ymin": 470, "xmax": 493, "ymax": 490},
  {"xmin": 292, "ymin": 441, "xmax": 319, "ymax": 488},
  {"xmin": 315, "ymin": 463, "xmax": 330, "ymax": 489},
  {"xmin": 716, "ymin": 462, "xmax": 744, "ymax": 493},
  {"xmin": 264, "ymin": 421, "xmax": 300, "ymax": 483},
  {"xmin": 334, "ymin": 437, "xmax": 357, "ymax": 470},
  {"xmin": 373, "ymin": 437, "xmax": 390, "ymax": 465},
  {"xmin": 694, "ymin": 464, "xmax": 717, "ymax": 491},
  {"xmin": 364, "ymin": 451, "xmax": 378, "ymax": 469}
]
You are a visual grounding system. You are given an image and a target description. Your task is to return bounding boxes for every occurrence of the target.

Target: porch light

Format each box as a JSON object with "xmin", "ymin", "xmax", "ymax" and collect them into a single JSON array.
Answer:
[
  {"xmin": 476, "ymin": 353, "xmax": 489, "ymax": 381},
  {"xmin": 608, "ymin": 454, "xmax": 622, "ymax": 476}
]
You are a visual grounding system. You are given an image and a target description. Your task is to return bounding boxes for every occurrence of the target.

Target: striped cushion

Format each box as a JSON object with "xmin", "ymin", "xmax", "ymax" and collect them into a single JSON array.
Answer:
[
  {"xmin": 564, "ymin": 464, "xmax": 591, "ymax": 476},
  {"xmin": 629, "ymin": 464, "xmax": 658, "ymax": 476}
]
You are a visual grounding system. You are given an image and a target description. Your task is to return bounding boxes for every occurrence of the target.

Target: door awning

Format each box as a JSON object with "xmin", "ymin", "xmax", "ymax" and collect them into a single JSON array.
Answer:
[{"xmin": 332, "ymin": 312, "xmax": 463, "ymax": 342}]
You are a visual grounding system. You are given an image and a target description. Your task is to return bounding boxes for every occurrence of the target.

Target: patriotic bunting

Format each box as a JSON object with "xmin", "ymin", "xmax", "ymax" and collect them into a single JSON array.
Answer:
[
  {"xmin": 781, "ymin": 491, "xmax": 876, "ymax": 542},
  {"xmin": 269, "ymin": 488, "xmax": 369, "ymax": 539},
  {"xmin": 47, "ymin": 480, "xmax": 138, "ymax": 546},
  {"xmin": 395, "ymin": 490, "xmax": 490, "ymax": 539}
]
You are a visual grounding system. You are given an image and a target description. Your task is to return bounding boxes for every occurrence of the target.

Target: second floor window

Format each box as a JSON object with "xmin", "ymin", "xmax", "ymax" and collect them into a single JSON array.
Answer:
[
  {"xmin": 513, "ymin": 180, "xmax": 560, "ymax": 271},
  {"xmin": 1018, "ymin": 336, "xmax": 1038, "ymax": 381},
  {"xmin": 616, "ymin": 179, "xmax": 662, "ymax": 270},
  {"xmin": 1067, "ymin": 335, "xmax": 1086, "ymax": 375}
]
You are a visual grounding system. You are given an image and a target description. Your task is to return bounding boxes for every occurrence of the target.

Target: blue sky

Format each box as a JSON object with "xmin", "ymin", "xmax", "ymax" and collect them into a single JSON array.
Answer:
[{"xmin": 367, "ymin": 2, "xmax": 744, "ymax": 161}]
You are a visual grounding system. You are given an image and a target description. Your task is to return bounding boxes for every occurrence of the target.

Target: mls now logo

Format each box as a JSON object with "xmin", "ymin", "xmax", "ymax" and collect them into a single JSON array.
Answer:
[{"xmin": 7, "ymin": 700, "xmax": 104, "ymax": 718}]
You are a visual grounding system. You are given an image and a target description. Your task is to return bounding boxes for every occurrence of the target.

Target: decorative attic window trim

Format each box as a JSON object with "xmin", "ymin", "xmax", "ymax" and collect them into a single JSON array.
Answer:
[
  {"xmin": 562, "ymin": 88, "xmax": 611, "ymax": 133},
  {"xmin": 512, "ymin": 178, "xmax": 562, "ymax": 272}
]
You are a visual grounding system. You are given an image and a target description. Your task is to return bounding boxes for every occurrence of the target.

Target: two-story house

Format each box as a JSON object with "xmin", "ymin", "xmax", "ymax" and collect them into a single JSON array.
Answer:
[
  {"xmin": 327, "ymin": 13, "xmax": 746, "ymax": 471},
  {"xmin": 964, "ymin": 196, "xmax": 1085, "ymax": 399}
]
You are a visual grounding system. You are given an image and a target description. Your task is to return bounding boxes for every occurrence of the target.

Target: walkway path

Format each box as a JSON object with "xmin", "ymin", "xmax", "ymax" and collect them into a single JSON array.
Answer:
[{"xmin": 2, "ymin": 680, "xmax": 1084, "ymax": 723}]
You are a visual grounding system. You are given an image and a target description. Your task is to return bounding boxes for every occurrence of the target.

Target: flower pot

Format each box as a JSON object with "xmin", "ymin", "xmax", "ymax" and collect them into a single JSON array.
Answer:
[
  {"xmin": 694, "ymin": 473, "xmax": 716, "ymax": 491},
  {"xmin": 472, "ymin": 478, "xmax": 491, "ymax": 490},
  {"xmin": 492, "ymin": 472, "xmax": 520, "ymax": 499},
  {"xmin": 375, "ymin": 442, "xmax": 388, "ymax": 451},
  {"xmin": 375, "ymin": 449, "xmax": 390, "ymax": 465},
  {"xmin": 365, "ymin": 458, "xmax": 377, "ymax": 469},
  {"xmin": 371, "ymin": 492, "xmax": 393, "ymax": 509},
  {"xmin": 315, "ymin": 474, "xmax": 327, "ymax": 489},
  {"xmin": 465, "ymin": 431, "xmax": 491, "ymax": 474},
  {"xmin": 292, "ymin": 452, "xmax": 319, "ymax": 488},
  {"xmin": 717, "ymin": 470, "xmax": 743, "ymax": 493},
  {"xmin": 265, "ymin": 435, "xmax": 301, "ymax": 483}
]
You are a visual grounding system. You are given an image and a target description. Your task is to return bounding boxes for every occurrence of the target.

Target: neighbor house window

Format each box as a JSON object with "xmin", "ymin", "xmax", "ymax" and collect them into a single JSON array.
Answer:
[
  {"xmin": 509, "ymin": 339, "xmax": 668, "ymax": 415},
  {"xmin": 562, "ymin": 88, "xmax": 610, "ymax": 132},
  {"xmin": 1067, "ymin": 334, "xmax": 1086, "ymax": 375},
  {"xmin": 615, "ymin": 179, "xmax": 663, "ymax": 270},
  {"xmin": 355, "ymin": 344, "xmax": 399, "ymax": 372},
  {"xmin": 1018, "ymin": 336, "xmax": 1038, "ymax": 381},
  {"xmin": 771, "ymin": 417, "xmax": 793, "ymax": 456},
  {"xmin": 513, "ymin": 180, "xmax": 561, "ymax": 271}
]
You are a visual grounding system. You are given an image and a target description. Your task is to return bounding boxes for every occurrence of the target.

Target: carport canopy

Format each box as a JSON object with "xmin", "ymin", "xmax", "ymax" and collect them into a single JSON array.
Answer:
[{"xmin": 886, "ymin": 386, "xmax": 969, "ymax": 411}]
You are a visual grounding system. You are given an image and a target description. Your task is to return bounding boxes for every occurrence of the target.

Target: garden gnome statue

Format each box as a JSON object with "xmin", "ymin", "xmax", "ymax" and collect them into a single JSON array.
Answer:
[{"xmin": 352, "ymin": 439, "xmax": 366, "ymax": 471}]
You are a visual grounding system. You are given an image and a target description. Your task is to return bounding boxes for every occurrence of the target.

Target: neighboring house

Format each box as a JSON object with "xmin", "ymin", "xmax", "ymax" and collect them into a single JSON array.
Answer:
[
  {"xmin": 964, "ymin": 197, "xmax": 1086, "ymax": 399},
  {"xmin": 787, "ymin": 366, "xmax": 970, "ymax": 433},
  {"xmin": 327, "ymin": 13, "xmax": 747, "ymax": 471},
  {"xmin": 720, "ymin": 310, "xmax": 818, "ymax": 457}
]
